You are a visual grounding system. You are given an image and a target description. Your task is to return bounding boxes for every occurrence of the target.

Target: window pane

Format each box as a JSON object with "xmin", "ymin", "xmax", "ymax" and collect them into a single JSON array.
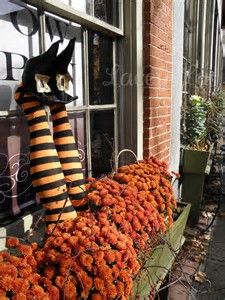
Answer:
[
  {"xmin": 90, "ymin": 110, "xmax": 114, "ymax": 177},
  {"xmin": 57, "ymin": 0, "xmax": 119, "ymax": 27},
  {"xmin": 0, "ymin": 3, "xmax": 39, "ymax": 111},
  {"xmin": 88, "ymin": 32, "xmax": 114, "ymax": 105},
  {"xmin": 45, "ymin": 14, "xmax": 84, "ymax": 107},
  {"xmin": 94, "ymin": 0, "xmax": 119, "ymax": 27},
  {"xmin": 58, "ymin": 0, "xmax": 88, "ymax": 13},
  {"xmin": 0, "ymin": 115, "xmax": 37, "ymax": 222},
  {"xmin": 68, "ymin": 112, "xmax": 87, "ymax": 173}
]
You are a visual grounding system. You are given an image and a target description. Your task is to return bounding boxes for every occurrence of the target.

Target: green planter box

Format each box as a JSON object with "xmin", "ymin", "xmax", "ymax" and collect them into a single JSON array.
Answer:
[
  {"xmin": 182, "ymin": 147, "xmax": 212, "ymax": 174},
  {"xmin": 133, "ymin": 202, "xmax": 191, "ymax": 298},
  {"xmin": 181, "ymin": 145, "xmax": 213, "ymax": 224}
]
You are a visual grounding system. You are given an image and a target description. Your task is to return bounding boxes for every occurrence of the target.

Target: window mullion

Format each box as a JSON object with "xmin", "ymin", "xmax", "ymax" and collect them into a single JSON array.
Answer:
[
  {"xmin": 83, "ymin": 29, "xmax": 92, "ymax": 177},
  {"xmin": 113, "ymin": 40, "xmax": 118, "ymax": 171}
]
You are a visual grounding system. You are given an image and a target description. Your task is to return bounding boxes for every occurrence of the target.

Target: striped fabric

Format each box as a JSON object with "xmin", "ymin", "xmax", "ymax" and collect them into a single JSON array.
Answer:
[
  {"xmin": 15, "ymin": 85, "xmax": 78, "ymax": 224},
  {"xmin": 50, "ymin": 103, "xmax": 88, "ymax": 211}
]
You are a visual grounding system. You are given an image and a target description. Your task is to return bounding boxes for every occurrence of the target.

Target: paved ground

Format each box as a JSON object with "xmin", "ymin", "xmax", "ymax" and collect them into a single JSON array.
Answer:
[
  {"xmin": 196, "ymin": 199, "xmax": 225, "ymax": 300},
  {"xmin": 168, "ymin": 146, "xmax": 225, "ymax": 300}
]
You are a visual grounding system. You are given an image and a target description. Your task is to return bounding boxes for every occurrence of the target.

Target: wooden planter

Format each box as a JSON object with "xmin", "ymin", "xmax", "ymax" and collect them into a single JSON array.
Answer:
[
  {"xmin": 182, "ymin": 148, "xmax": 212, "ymax": 174},
  {"xmin": 132, "ymin": 202, "xmax": 191, "ymax": 298},
  {"xmin": 181, "ymin": 146, "xmax": 213, "ymax": 224}
]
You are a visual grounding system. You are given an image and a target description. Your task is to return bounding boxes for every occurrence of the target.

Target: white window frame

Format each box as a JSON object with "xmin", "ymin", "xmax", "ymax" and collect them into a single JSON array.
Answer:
[{"xmin": 0, "ymin": 0, "xmax": 143, "ymax": 175}]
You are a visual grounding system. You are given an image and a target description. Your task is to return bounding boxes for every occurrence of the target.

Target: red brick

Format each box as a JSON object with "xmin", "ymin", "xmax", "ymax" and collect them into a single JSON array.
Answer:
[
  {"xmin": 156, "ymin": 148, "xmax": 170, "ymax": 161},
  {"xmin": 143, "ymin": 0, "xmax": 172, "ymax": 160},
  {"xmin": 147, "ymin": 132, "xmax": 171, "ymax": 147},
  {"xmin": 148, "ymin": 115, "xmax": 171, "ymax": 126},
  {"xmin": 149, "ymin": 107, "xmax": 171, "ymax": 118},
  {"xmin": 144, "ymin": 98, "xmax": 171, "ymax": 108},
  {"xmin": 158, "ymin": 89, "xmax": 171, "ymax": 98},
  {"xmin": 149, "ymin": 140, "xmax": 169, "ymax": 156},
  {"xmin": 148, "ymin": 125, "xmax": 170, "ymax": 137}
]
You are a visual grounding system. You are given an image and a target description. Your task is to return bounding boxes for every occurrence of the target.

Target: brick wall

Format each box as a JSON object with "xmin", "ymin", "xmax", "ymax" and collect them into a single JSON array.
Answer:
[{"xmin": 143, "ymin": 0, "xmax": 173, "ymax": 162}]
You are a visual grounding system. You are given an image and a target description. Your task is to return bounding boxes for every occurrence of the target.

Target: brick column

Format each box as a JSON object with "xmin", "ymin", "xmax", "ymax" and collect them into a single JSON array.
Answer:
[{"xmin": 143, "ymin": 0, "xmax": 173, "ymax": 162}]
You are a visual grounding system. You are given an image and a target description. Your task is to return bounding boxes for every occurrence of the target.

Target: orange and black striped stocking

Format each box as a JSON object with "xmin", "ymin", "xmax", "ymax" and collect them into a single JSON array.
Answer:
[
  {"xmin": 50, "ymin": 103, "xmax": 88, "ymax": 211},
  {"xmin": 14, "ymin": 86, "xmax": 77, "ymax": 224}
]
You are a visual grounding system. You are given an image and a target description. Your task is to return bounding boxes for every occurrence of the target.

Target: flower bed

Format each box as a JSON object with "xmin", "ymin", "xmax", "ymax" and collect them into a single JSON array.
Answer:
[
  {"xmin": 0, "ymin": 157, "xmax": 184, "ymax": 299},
  {"xmin": 133, "ymin": 202, "xmax": 191, "ymax": 299}
]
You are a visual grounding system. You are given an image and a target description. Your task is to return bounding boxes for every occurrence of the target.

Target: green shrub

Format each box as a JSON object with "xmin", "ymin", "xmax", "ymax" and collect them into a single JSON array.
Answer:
[{"xmin": 183, "ymin": 95, "xmax": 209, "ymax": 150}]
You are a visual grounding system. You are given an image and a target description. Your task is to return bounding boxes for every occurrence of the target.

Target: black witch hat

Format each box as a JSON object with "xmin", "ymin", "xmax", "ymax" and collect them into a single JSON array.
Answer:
[{"xmin": 21, "ymin": 38, "xmax": 77, "ymax": 105}]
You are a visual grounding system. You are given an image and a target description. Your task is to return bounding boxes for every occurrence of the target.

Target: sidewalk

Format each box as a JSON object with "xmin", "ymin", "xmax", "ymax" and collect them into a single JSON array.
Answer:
[
  {"xmin": 168, "ymin": 147, "xmax": 225, "ymax": 300},
  {"xmin": 196, "ymin": 199, "xmax": 225, "ymax": 299}
]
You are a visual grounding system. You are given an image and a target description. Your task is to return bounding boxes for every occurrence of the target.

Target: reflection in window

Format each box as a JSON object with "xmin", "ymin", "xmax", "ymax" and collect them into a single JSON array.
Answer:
[
  {"xmin": 94, "ymin": 0, "xmax": 119, "ymax": 27},
  {"xmin": 0, "ymin": 116, "xmax": 37, "ymax": 223},
  {"xmin": 58, "ymin": 0, "xmax": 88, "ymax": 13},
  {"xmin": 90, "ymin": 110, "xmax": 114, "ymax": 177},
  {"xmin": 88, "ymin": 32, "xmax": 114, "ymax": 105},
  {"xmin": 68, "ymin": 112, "xmax": 87, "ymax": 173},
  {"xmin": 58, "ymin": 0, "xmax": 119, "ymax": 27},
  {"xmin": 0, "ymin": 4, "xmax": 39, "ymax": 111}
]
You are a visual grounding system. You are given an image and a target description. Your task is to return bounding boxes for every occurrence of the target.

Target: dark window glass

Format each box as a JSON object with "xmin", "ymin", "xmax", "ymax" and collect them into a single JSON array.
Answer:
[
  {"xmin": 88, "ymin": 32, "xmax": 114, "ymax": 105},
  {"xmin": 0, "ymin": 116, "xmax": 37, "ymax": 223},
  {"xmin": 68, "ymin": 112, "xmax": 87, "ymax": 173},
  {"xmin": 94, "ymin": 0, "xmax": 119, "ymax": 27},
  {"xmin": 90, "ymin": 110, "xmax": 114, "ymax": 177},
  {"xmin": 58, "ymin": 0, "xmax": 119, "ymax": 27}
]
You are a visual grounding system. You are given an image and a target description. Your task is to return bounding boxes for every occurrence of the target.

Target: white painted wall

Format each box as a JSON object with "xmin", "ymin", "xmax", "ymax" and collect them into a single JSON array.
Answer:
[
  {"xmin": 170, "ymin": 0, "xmax": 185, "ymax": 195},
  {"xmin": 170, "ymin": 0, "xmax": 184, "ymax": 172}
]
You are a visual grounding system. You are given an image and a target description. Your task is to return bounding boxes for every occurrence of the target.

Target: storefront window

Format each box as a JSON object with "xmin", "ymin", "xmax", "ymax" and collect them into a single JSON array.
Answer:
[{"xmin": 0, "ymin": 0, "xmax": 119, "ymax": 220}]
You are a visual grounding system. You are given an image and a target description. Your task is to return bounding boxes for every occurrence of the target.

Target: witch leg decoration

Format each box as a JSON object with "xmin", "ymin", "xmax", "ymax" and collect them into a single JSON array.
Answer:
[
  {"xmin": 50, "ymin": 104, "xmax": 88, "ymax": 210},
  {"xmin": 14, "ymin": 38, "xmax": 87, "ymax": 224}
]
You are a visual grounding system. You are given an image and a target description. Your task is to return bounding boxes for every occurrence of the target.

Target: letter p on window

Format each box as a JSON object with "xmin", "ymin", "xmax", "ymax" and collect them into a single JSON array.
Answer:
[{"xmin": 0, "ymin": 51, "xmax": 27, "ymax": 81}]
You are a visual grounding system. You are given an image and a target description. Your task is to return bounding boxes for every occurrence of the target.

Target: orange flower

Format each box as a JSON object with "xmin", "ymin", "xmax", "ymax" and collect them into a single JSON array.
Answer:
[
  {"xmin": 28, "ymin": 273, "xmax": 41, "ymax": 285},
  {"xmin": 79, "ymin": 253, "xmax": 93, "ymax": 272},
  {"xmin": 104, "ymin": 250, "xmax": 116, "ymax": 264},
  {"xmin": 0, "ymin": 263, "xmax": 17, "ymax": 277},
  {"xmin": 94, "ymin": 277, "xmax": 105, "ymax": 294},
  {"xmin": 35, "ymin": 251, "xmax": 46, "ymax": 264},
  {"xmin": 106, "ymin": 283, "xmax": 117, "ymax": 298},
  {"xmin": 116, "ymin": 281, "xmax": 125, "ymax": 296},
  {"xmin": 6, "ymin": 237, "xmax": 20, "ymax": 248},
  {"xmin": 18, "ymin": 264, "xmax": 32, "ymax": 278},
  {"xmin": 55, "ymin": 276, "xmax": 65, "ymax": 289},
  {"xmin": 63, "ymin": 281, "xmax": 77, "ymax": 300},
  {"xmin": 46, "ymin": 249, "xmax": 59, "ymax": 263},
  {"xmin": 53, "ymin": 236, "xmax": 64, "ymax": 248},
  {"xmin": 47, "ymin": 285, "xmax": 60, "ymax": 300},
  {"xmin": 18, "ymin": 244, "xmax": 32, "ymax": 257},
  {"xmin": 44, "ymin": 266, "xmax": 56, "ymax": 279},
  {"xmin": 92, "ymin": 293, "xmax": 104, "ymax": 300},
  {"xmin": 12, "ymin": 292, "xmax": 27, "ymax": 300}
]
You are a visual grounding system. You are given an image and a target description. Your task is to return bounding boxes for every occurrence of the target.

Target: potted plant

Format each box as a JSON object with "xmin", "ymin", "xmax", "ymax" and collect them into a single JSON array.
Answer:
[
  {"xmin": 181, "ymin": 95, "xmax": 213, "ymax": 224},
  {"xmin": 181, "ymin": 95, "xmax": 212, "ymax": 172}
]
